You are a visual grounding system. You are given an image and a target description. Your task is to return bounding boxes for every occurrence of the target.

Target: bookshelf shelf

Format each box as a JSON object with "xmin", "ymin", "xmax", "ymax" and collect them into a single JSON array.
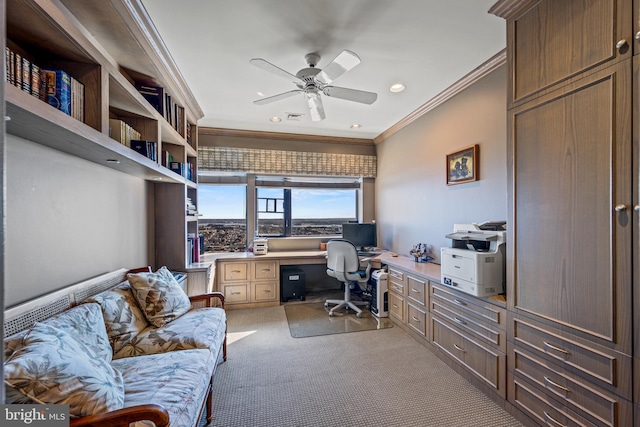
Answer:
[{"xmin": 6, "ymin": 0, "xmax": 203, "ymax": 270}]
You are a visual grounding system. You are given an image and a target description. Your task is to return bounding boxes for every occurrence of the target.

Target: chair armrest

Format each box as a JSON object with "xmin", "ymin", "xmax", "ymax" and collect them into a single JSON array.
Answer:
[
  {"xmin": 128, "ymin": 266, "xmax": 152, "ymax": 274},
  {"xmin": 189, "ymin": 292, "xmax": 225, "ymax": 308},
  {"xmin": 69, "ymin": 404, "xmax": 169, "ymax": 427}
]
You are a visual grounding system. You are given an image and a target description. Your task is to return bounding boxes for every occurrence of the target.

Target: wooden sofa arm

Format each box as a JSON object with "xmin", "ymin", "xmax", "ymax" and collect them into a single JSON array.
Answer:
[
  {"xmin": 189, "ymin": 292, "xmax": 225, "ymax": 308},
  {"xmin": 69, "ymin": 404, "xmax": 169, "ymax": 427}
]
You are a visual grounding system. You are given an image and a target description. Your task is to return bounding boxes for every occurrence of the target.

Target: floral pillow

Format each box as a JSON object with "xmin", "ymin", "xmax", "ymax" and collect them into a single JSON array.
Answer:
[
  {"xmin": 86, "ymin": 281, "xmax": 149, "ymax": 354},
  {"xmin": 4, "ymin": 322, "xmax": 125, "ymax": 418},
  {"xmin": 127, "ymin": 266, "xmax": 191, "ymax": 327}
]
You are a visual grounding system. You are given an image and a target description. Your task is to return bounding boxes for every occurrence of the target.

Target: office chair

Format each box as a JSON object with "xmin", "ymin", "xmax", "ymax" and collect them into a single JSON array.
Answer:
[{"xmin": 324, "ymin": 239, "xmax": 372, "ymax": 317}]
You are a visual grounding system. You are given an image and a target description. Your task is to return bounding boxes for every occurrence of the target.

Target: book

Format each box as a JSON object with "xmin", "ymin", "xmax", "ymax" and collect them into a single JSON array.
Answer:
[
  {"xmin": 131, "ymin": 140, "xmax": 158, "ymax": 161},
  {"xmin": 169, "ymin": 161, "xmax": 185, "ymax": 176},
  {"xmin": 21, "ymin": 56, "xmax": 31, "ymax": 93},
  {"xmin": 43, "ymin": 69, "xmax": 71, "ymax": 115},
  {"xmin": 135, "ymin": 83, "xmax": 164, "ymax": 116},
  {"xmin": 30, "ymin": 63, "xmax": 42, "ymax": 99},
  {"xmin": 70, "ymin": 76, "xmax": 85, "ymax": 122}
]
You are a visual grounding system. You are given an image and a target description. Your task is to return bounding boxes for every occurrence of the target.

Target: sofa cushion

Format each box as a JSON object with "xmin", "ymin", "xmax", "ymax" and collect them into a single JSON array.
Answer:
[
  {"xmin": 111, "ymin": 349, "xmax": 214, "ymax": 427},
  {"xmin": 86, "ymin": 281, "xmax": 149, "ymax": 354},
  {"xmin": 4, "ymin": 322, "xmax": 125, "ymax": 418},
  {"xmin": 127, "ymin": 267, "xmax": 191, "ymax": 327},
  {"xmin": 112, "ymin": 307, "xmax": 226, "ymax": 360},
  {"xmin": 4, "ymin": 303, "xmax": 112, "ymax": 363}
]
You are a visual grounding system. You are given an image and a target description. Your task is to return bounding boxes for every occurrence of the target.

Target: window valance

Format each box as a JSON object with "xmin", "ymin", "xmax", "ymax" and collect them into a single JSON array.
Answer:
[{"xmin": 198, "ymin": 146, "xmax": 377, "ymax": 178}]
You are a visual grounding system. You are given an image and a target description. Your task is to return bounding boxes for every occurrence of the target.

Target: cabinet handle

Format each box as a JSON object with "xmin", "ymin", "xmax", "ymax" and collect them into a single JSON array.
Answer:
[
  {"xmin": 261, "ymin": 269, "xmax": 270, "ymax": 272},
  {"xmin": 232, "ymin": 270, "xmax": 242, "ymax": 273},
  {"xmin": 634, "ymin": 205, "xmax": 640, "ymax": 212},
  {"xmin": 231, "ymin": 292, "xmax": 241, "ymax": 295},
  {"xmin": 263, "ymin": 290, "xmax": 271, "ymax": 293},
  {"xmin": 411, "ymin": 316, "xmax": 420, "ymax": 322},
  {"xmin": 453, "ymin": 317, "xmax": 466, "ymax": 325},
  {"xmin": 543, "ymin": 341, "xmax": 570, "ymax": 355},
  {"xmin": 543, "ymin": 411, "xmax": 567, "ymax": 427},
  {"xmin": 453, "ymin": 343, "xmax": 465, "ymax": 352},
  {"xmin": 615, "ymin": 39, "xmax": 628, "ymax": 50},
  {"xmin": 636, "ymin": 31, "xmax": 640, "ymax": 40},
  {"xmin": 543, "ymin": 376, "xmax": 570, "ymax": 393},
  {"xmin": 614, "ymin": 204, "xmax": 627, "ymax": 212},
  {"xmin": 392, "ymin": 304, "xmax": 399, "ymax": 309},
  {"xmin": 411, "ymin": 288, "xmax": 420, "ymax": 293},
  {"xmin": 453, "ymin": 299, "xmax": 467, "ymax": 306}
]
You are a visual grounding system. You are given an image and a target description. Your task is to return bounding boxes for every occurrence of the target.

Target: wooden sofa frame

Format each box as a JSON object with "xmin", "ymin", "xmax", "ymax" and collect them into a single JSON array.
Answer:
[{"xmin": 3, "ymin": 268, "xmax": 227, "ymax": 427}]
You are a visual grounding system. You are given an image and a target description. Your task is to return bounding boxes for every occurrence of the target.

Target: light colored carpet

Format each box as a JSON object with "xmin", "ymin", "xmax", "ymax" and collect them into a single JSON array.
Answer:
[
  {"xmin": 284, "ymin": 302, "xmax": 394, "ymax": 338},
  {"xmin": 209, "ymin": 306, "xmax": 523, "ymax": 427}
]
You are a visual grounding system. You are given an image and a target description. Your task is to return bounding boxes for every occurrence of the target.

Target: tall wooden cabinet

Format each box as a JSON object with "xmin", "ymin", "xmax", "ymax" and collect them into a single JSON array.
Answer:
[
  {"xmin": 4, "ymin": 0, "xmax": 203, "ymax": 271},
  {"xmin": 491, "ymin": 0, "xmax": 636, "ymax": 425}
]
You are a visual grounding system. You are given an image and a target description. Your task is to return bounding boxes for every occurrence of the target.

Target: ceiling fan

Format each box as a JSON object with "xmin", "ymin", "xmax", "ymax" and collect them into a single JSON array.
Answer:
[{"xmin": 250, "ymin": 50, "xmax": 377, "ymax": 121}]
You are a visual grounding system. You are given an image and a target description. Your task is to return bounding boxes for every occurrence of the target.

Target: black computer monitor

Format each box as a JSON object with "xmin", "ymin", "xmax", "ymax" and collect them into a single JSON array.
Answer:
[{"xmin": 342, "ymin": 223, "xmax": 377, "ymax": 251}]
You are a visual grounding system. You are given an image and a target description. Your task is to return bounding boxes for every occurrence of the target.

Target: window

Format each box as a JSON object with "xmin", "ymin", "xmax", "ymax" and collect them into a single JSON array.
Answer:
[
  {"xmin": 198, "ymin": 185, "xmax": 247, "ymax": 253},
  {"xmin": 256, "ymin": 185, "xmax": 357, "ymax": 237}
]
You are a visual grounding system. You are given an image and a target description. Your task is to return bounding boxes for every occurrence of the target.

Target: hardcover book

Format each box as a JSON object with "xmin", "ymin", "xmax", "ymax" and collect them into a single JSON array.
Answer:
[
  {"xmin": 135, "ymin": 83, "xmax": 164, "ymax": 116},
  {"xmin": 44, "ymin": 69, "xmax": 71, "ymax": 115}
]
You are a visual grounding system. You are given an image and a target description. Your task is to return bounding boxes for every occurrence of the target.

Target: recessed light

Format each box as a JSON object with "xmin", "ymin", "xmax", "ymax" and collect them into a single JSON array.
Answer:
[
  {"xmin": 350, "ymin": 124, "xmax": 362, "ymax": 129},
  {"xmin": 106, "ymin": 159, "xmax": 120, "ymax": 164},
  {"xmin": 151, "ymin": 177, "xmax": 163, "ymax": 181},
  {"xmin": 270, "ymin": 116, "xmax": 282, "ymax": 122},
  {"xmin": 390, "ymin": 83, "xmax": 405, "ymax": 93},
  {"xmin": 257, "ymin": 91, "xmax": 265, "ymax": 97}
]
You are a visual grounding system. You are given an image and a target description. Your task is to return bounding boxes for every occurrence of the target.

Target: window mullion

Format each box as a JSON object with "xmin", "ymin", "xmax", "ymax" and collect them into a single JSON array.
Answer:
[{"xmin": 284, "ymin": 189, "xmax": 292, "ymax": 237}]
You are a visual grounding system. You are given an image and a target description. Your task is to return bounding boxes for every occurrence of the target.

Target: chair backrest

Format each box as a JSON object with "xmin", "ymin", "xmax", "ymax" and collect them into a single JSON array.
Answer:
[{"xmin": 326, "ymin": 239, "xmax": 362, "ymax": 283}]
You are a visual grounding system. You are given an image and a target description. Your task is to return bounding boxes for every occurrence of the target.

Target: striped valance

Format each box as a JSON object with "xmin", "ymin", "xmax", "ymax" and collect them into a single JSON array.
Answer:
[{"xmin": 198, "ymin": 146, "xmax": 377, "ymax": 177}]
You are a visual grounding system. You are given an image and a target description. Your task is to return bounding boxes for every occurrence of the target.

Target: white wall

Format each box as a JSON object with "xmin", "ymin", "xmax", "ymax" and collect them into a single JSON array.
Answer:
[
  {"xmin": 375, "ymin": 65, "xmax": 507, "ymax": 262},
  {"xmin": 5, "ymin": 135, "xmax": 152, "ymax": 306}
]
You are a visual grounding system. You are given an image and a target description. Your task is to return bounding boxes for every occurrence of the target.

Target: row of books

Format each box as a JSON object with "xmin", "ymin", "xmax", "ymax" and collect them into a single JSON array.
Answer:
[
  {"xmin": 169, "ymin": 161, "xmax": 196, "ymax": 182},
  {"xmin": 5, "ymin": 46, "xmax": 84, "ymax": 121},
  {"xmin": 187, "ymin": 234, "xmax": 201, "ymax": 264},
  {"xmin": 135, "ymin": 82, "xmax": 185, "ymax": 136},
  {"xmin": 130, "ymin": 140, "xmax": 158, "ymax": 162},
  {"xmin": 186, "ymin": 198, "xmax": 198, "ymax": 216},
  {"xmin": 109, "ymin": 119, "xmax": 142, "ymax": 147}
]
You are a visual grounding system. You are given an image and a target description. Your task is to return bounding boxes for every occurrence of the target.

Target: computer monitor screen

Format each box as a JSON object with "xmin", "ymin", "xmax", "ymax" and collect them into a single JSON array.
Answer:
[{"xmin": 342, "ymin": 223, "xmax": 377, "ymax": 250}]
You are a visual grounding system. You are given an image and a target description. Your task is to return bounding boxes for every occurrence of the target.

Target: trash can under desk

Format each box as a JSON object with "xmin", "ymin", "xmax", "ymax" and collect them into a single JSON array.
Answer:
[{"xmin": 281, "ymin": 268, "xmax": 305, "ymax": 302}]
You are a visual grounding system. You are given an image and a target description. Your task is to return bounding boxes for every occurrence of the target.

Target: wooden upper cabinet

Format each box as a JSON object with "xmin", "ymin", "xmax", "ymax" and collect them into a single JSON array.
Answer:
[
  {"xmin": 508, "ymin": 60, "xmax": 633, "ymax": 354},
  {"xmin": 498, "ymin": 0, "xmax": 633, "ymax": 106}
]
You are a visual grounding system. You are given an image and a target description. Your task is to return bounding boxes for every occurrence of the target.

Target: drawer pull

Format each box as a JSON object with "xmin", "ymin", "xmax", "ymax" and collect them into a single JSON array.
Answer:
[
  {"xmin": 453, "ymin": 299, "xmax": 467, "ymax": 306},
  {"xmin": 543, "ymin": 376, "xmax": 570, "ymax": 393},
  {"xmin": 393, "ymin": 304, "xmax": 399, "ymax": 309},
  {"xmin": 232, "ymin": 270, "xmax": 242, "ymax": 273},
  {"xmin": 453, "ymin": 343, "xmax": 465, "ymax": 352},
  {"xmin": 263, "ymin": 290, "xmax": 271, "ymax": 293},
  {"xmin": 543, "ymin": 341, "xmax": 569, "ymax": 355},
  {"xmin": 261, "ymin": 269, "xmax": 270, "ymax": 272},
  {"xmin": 231, "ymin": 292, "xmax": 242, "ymax": 295},
  {"xmin": 543, "ymin": 411, "xmax": 566, "ymax": 427},
  {"xmin": 411, "ymin": 288, "xmax": 421, "ymax": 293},
  {"xmin": 453, "ymin": 317, "xmax": 466, "ymax": 325},
  {"xmin": 411, "ymin": 316, "xmax": 420, "ymax": 322}
]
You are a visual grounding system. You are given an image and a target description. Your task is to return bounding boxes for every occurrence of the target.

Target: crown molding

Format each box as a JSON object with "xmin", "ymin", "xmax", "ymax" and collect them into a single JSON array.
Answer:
[
  {"xmin": 373, "ymin": 49, "xmax": 506, "ymax": 145},
  {"xmin": 198, "ymin": 127, "xmax": 375, "ymax": 146}
]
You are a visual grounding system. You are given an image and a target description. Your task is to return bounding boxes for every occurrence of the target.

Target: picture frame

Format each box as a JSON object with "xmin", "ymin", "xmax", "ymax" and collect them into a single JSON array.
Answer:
[{"xmin": 446, "ymin": 144, "xmax": 479, "ymax": 185}]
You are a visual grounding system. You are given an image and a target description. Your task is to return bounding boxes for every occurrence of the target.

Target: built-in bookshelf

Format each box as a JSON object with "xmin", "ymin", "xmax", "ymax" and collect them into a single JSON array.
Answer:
[{"xmin": 5, "ymin": 0, "xmax": 203, "ymax": 270}]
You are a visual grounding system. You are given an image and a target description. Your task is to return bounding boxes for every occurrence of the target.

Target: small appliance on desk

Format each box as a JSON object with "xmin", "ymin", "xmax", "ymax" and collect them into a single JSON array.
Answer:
[
  {"xmin": 441, "ymin": 221, "xmax": 506, "ymax": 297},
  {"xmin": 253, "ymin": 238, "xmax": 268, "ymax": 255}
]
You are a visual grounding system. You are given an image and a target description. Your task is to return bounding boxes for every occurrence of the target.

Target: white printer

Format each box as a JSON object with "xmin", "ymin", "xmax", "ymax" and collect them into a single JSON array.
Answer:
[
  {"xmin": 253, "ymin": 238, "xmax": 268, "ymax": 255},
  {"xmin": 440, "ymin": 221, "xmax": 506, "ymax": 297}
]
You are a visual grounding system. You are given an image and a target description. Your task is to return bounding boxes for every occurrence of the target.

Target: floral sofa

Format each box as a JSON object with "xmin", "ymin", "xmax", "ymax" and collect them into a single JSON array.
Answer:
[{"xmin": 3, "ymin": 266, "xmax": 226, "ymax": 427}]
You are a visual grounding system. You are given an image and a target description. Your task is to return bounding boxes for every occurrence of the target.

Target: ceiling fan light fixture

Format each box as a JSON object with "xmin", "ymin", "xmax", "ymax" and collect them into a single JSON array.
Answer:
[{"xmin": 390, "ymin": 83, "xmax": 406, "ymax": 93}]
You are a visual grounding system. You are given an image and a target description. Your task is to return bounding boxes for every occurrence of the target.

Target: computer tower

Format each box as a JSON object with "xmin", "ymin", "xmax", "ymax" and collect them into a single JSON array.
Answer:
[
  {"xmin": 370, "ymin": 270, "xmax": 388, "ymax": 317},
  {"xmin": 281, "ymin": 268, "xmax": 305, "ymax": 302}
]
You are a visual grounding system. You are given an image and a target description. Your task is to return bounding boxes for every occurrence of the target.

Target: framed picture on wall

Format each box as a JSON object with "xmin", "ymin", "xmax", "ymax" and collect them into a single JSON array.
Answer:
[{"xmin": 446, "ymin": 144, "xmax": 479, "ymax": 185}]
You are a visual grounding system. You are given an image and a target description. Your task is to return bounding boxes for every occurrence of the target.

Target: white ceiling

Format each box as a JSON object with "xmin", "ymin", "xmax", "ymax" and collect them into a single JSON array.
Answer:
[{"xmin": 140, "ymin": 0, "xmax": 505, "ymax": 140}]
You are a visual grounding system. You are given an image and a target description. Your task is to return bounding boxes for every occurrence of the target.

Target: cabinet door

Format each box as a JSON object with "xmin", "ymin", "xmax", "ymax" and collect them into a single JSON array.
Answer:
[
  {"xmin": 508, "ymin": 0, "xmax": 632, "ymax": 105},
  {"xmin": 509, "ymin": 60, "xmax": 632, "ymax": 354}
]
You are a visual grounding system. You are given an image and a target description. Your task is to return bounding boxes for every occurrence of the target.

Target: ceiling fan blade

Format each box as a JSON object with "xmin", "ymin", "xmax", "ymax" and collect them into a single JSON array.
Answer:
[
  {"xmin": 250, "ymin": 58, "xmax": 304, "ymax": 85},
  {"xmin": 316, "ymin": 50, "xmax": 361, "ymax": 84},
  {"xmin": 305, "ymin": 91, "xmax": 326, "ymax": 121},
  {"xmin": 253, "ymin": 90, "xmax": 302, "ymax": 105},
  {"xmin": 323, "ymin": 86, "xmax": 377, "ymax": 105}
]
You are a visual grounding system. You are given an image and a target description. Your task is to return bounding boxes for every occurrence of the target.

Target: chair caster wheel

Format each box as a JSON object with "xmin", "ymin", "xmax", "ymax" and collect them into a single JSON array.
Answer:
[
  {"xmin": 329, "ymin": 311, "xmax": 334, "ymax": 317},
  {"xmin": 356, "ymin": 312, "xmax": 362, "ymax": 318},
  {"xmin": 324, "ymin": 302, "xmax": 329, "ymax": 308}
]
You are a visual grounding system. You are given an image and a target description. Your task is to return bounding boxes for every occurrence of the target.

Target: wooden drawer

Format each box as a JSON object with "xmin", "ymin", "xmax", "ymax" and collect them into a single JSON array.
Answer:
[
  {"xmin": 389, "ymin": 291, "xmax": 404, "ymax": 322},
  {"xmin": 388, "ymin": 267, "xmax": 406, "ymax": 295},
  {"xmin": 221, "ymin": 262, "xmax": 249, "ymax": 282},
  {"xmin": 253, "ymin": 260, "xmax": 278, "ymax": 280},
  {"xmin": 431, "ymin": 282, "xmax": 505, "ymax": 328},
  {"xmin": 509, "ymin": 342, "xmax": 633, "ymax": 427},
  {"xmin": 222, "ymin": 283, "xmax": 249, "ymax": 304},
  {"xmin": 407, "ymin": 303, "xmax": 427, "ymax": 337},
  {"xmin": 253, "ymin": 281, "xmax": 278, "ymax": 302},
  {"xmin": 406, "ymin": 275, "xmax": 427, "ymax": 307},
  {"xmin": 511, "ymin": 316, "xmax": 632, "ymax": 399},
  {"xmin": 431, "ymin": 316, "xmax": 506, "ymax": 398},
  {"xmin": 511, "ymin": 375, "xmax": 600, "ymax": 427},
  {"xmin": 431, "ymin": 299, "xmax": 506, "ymax": 352}
]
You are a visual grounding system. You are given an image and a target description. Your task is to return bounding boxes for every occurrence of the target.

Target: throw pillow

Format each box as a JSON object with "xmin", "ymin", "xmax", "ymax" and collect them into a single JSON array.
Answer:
[
  {"xmin": 86, "ymin": 281, "xmax": 149, "ymax": 354},
  {"xmin": 4, "ymin": 322, "xmax": 125, "ymax": 418},
  {"xmin": 127, "ymin": 266, "xmax": 191, "ymax": 327}
]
